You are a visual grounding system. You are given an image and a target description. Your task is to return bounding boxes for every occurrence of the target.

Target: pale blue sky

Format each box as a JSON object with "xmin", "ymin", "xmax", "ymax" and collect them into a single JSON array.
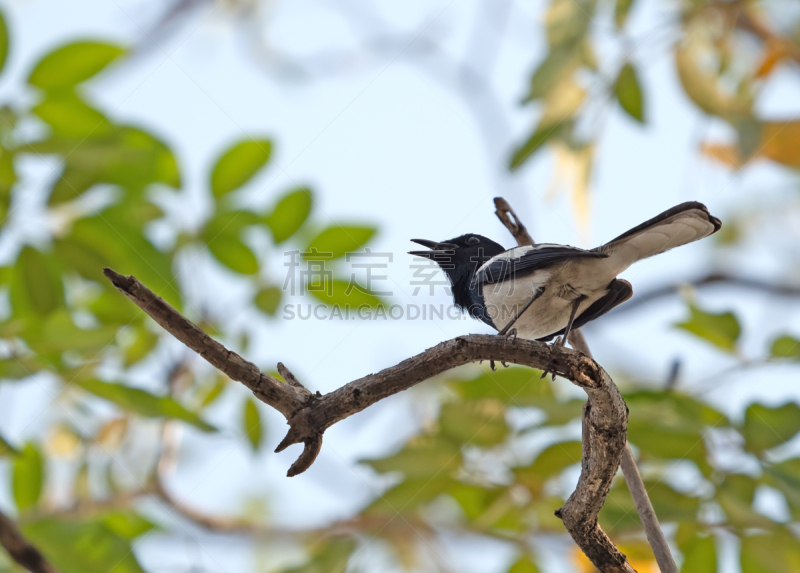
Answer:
[{"xmin": 2, "ymin": 0, "xmax": 800, "ymax": 571}]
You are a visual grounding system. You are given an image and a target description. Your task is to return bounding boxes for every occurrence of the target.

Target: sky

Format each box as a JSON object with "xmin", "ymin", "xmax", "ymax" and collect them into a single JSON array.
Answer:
[{"xmin": 2, "ymin": 0, "xmax": 800, "ymax": 571}]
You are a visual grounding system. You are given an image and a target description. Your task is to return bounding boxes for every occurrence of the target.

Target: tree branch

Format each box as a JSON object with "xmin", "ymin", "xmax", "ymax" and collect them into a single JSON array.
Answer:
[
  {"xmin": 607, "ymin": 273, "xmax": 800, "ymax": 317},
  {"xmin": 494, "ymin": 197, "xmax": 534, "ymax": 246},
  {"xmin": 496, "ymin": 198, "xmax": 676, "ymax": 572},
  {"xmin": 0, "ymin": 509, "xmax": 60, "ymax": 573},
  {"xmin": 569, "ymin": 331, "xmax": 678, "ymax": 573},
  {"xmin": 103, "ymin": 267, "xmax": 635, "ymax": 571}
]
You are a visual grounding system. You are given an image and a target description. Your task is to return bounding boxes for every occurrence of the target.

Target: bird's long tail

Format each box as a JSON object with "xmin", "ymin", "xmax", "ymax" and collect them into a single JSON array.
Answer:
[{"xmin": 594, "ymin": 201, "xmax": 721, "ymax": 275}]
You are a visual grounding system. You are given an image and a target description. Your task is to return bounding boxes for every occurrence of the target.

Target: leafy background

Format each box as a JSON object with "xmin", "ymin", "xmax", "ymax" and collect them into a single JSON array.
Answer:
[{"xmin": 1, "ymin": 0, "xmax": 800, "ymax": 572}]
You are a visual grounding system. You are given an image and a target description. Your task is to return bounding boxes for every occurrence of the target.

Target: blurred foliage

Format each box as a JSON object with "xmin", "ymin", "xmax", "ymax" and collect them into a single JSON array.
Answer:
[
  {"xmin": 0, "ymin": 10, "xmax": 385, "ymax": 573},
  {"xmin": 275, "ymin": 361, "xmax": 800, "ymax": 572},
  {"xmin": 0, "ymin": 0, "xmax": 799, "ymax": 572},
  {"xmin": 511, "ymin": 0, "xmax": 800, "ymax": 227}
]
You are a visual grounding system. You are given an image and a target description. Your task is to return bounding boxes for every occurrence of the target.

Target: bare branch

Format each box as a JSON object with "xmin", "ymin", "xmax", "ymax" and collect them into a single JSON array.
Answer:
[
  {"xmin": 620, "ymin": 447, "xmax": 677, "ymax": 573},
  {"xmin": 104, "ymin": 265, "xmax": 635, "ymax": 571},
  {"xmin": 494, "ymin": 197, "xmax": 534, "ymax": 246},
  {"xmin": 277, "ymin": 362, "xmax": 313, "ymax": 398},
  {"xmin": 0, "ymin": 509, "xmax": 60, "ymax": 573},
  {"xmin": 608, "ymin": 273, "xmax": 800, "ymax": 317},
  {"xmin": 102, "ymin": 268, "xmax": 305, "ymax": 419},
  {"xmin": 501, "ymin": 198, "xmax": 677, "ymax": 572}
]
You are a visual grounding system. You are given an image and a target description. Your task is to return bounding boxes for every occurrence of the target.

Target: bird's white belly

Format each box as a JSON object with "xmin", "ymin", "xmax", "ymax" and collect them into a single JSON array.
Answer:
[{"xmin": 480, "ymin": 261, "xmax": 612, "ymax": 339}]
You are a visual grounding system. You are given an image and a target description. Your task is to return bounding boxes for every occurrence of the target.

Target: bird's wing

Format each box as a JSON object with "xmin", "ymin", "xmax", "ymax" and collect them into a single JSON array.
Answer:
[
  {"xmin": 478, "ymin": 244, "xmax": 607, "ymax": 285},
  {"xmin": 537, "ymin": 279, "xmax": 633, "ymax": 341},
  {"xmin": 594, "ymin": 202, "xmax": 721, "ymax": 274}
]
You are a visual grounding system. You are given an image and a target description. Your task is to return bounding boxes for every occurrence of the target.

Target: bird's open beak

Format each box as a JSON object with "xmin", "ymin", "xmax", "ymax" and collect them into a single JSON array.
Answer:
[{"xmin": 408, "ymin": 239, "xmax": 456, "ymax": 259}]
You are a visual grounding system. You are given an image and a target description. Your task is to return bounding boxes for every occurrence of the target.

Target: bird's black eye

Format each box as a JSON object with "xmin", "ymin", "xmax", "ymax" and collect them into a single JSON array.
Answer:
[{"xmin": 467, "ymin": 236, "xmax": 480, "ymax": 245}]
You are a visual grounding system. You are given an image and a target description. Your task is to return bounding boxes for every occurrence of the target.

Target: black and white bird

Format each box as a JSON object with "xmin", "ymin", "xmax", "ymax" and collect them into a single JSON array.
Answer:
[{"xmin": 409, "ymin": 201, "xmax": 721, "ymax": 343}]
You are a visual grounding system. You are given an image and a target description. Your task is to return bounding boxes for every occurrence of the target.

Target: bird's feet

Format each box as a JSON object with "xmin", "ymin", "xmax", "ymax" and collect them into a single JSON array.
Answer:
[{"xmin": 505, "ymin": 328, "xmax": 517, "ymax": 343}]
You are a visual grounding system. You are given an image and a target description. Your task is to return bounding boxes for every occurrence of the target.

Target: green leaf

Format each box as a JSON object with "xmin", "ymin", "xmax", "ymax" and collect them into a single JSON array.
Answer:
[
  {"xmin": 242, "ymin": 397, "xmax": 263, "ymax": 452},
  {"xmin": 509, "ymin": 120, "xmax": 570, "ymax": 170},
  {"xmin": 361, "ymin": 435, "xmax": 461, "ymax": 479},
  {"xmin": 677, "ymin": 524, "xmax": 716, "ymax": 573},
  {"xmin": 29, "ymin": 126, "xmax": 179, "ymax": 202},
  {"xmin": 308, "ymin": 279, "xmax": 384, "ymax": 309},
  {"xmin": 282, "ymin": 537, "xmax": 356, "ymax": 573},
  {"xmin": 100, "ymin": 510, "xmax": 156, "ymax": 540},
  {"xmin": 305, "ymin": 225, "xmax": 376, "ymax": 260},
  {"xmin": 770, "ymin": 335, "xmax": 800, "ymax": 360},
  {"xmin": 0, "ymin": 10, "xmax": 9, "ymax": 75},
  {"xmin": 545, "ymin": 0, "xmax": 592, "ymax": 47},
  {"xmin": 614, "ymin": 63, "xmax": 644, "ymax": 123},
  {"xmin": 202, "ymin": 209, "xmax": 261, "ymax": 239},
  {"xmin": 525, "ymin": 47, "xmax": 577, "ymax": 101},
  {"xmin": 0, "ymin": 355, "xmax": 46, "ymax": 380},
  {"xmin": 508, "ymin": 555, "xmax": 540, "ymax": 573},
  {"xmin": 207, "ymin": 235, "xmax": 259, "ymax": 275},
  {"xmin": 531, "ymin": 398, "xmax": 584, "ymax": 425},
  {"xmin": 10, "ymin": 246, "xmax": 64, "ymax": 317},
  {"xmin": 90, "ymin": 290, "xmax": 141, "ymax": 326},
  {"xmin": 601, "ymin": 481, "xmax": 700, "ymax": 533},
  {"xmin": 202, "ymin": 210, "xmax": 260, "ymax": 275},
  {"xmin": 514, "ymin": 441, "xmax": 581, "ymax": 495},
  {"xmin": 439, "ymin": 399, "xmax": 508, "ymax": 447},
  {"xmin": 614, "ymin": 0, "xmax": 636, "ymax": 28},
  {"xmin": 265, "ymin": 187, "xmax": 313, "ymax": 243},
  {"xmin": 743, "ymin": 402, "xmax": 800, "ymax": 453},
  {"xmin": 675, "ymin": 304, "xmax": 740, "ymax": 352},
  {"xmin": 0, "ymin": 145, "xmax": 16, "ymax": 224},
  {"xmin": 765, "ymin": 459, "xmax": 800, "ymax": 520},
  {"xmin": 29, "ymin": 42, "xmax": 126, "ymax": 90},
  {"xmin": 124, "ymin": 326, "xmax": 159, "ymax": 366},
  {"xmin": 48, "ymin": 165, "xmax": 99, "ymax": 205},
  {"xmin": 21, "ymin": 519, "xmax": 146, "ymax": 573},
  {"xmin": 255, "ymin": 286, "xmax": 282, "ymax": 316},
  {"xmin": 628, "ymin": 422, "xmax": 710, "ymax": 473},
  {"xmin": 13, "ymin": 443, "xmax": 44, "ymax": 511},
  {"xmin": 741, "ymin": 529, "xmax": 800, "ymax": 573},
  {"xmin": 197, "ymin": 376, "xmax": 228, "ymax": 408},
  {"xmin": 33, "ymin": 92, "xmax": 111, "ymax": 139},
  {"xmin": 211, "ymin": 139, "xmax": 272, "ymax": 199},
  {"xmin": 450, "ymin": 483, "xmax": 504, "ymax": 520},
  {"xmin": 626, "ymin": 390, "xmax": 729, "ymax": 433},
  {"xmin": 451, "ymin": 366, "xmax": 554, "ymax": 405},
  {"xmin": 0, "ymin": 433, "xmax": 19, "ymax": 456},
  {"xmin": 58, "ymin": 211, "xmax": 181, "ymax": 309},
  {"xmin": 26, "ymin": 310, "xmax": 118, "ymax": 358},
  {"xmin": 75, "ymin": 379, "xmax": 215, "ymax": 432},
  {"xmin": 363, "ymin": 476, "xmax": 455, "ymax": 516},
  {"xmin": 715, "ymin": 473, "xmax": 773, "ymax": 529}
]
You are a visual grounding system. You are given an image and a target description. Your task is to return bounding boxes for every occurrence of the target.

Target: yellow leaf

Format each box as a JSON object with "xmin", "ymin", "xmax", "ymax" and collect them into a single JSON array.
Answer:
[
  {"xmin": 545, "ymin": 143, "xmax": 594, "ymax": 242},
  {"xmin": 540, "ymin": 77, "xmax": 587, "ymax": 126},
  {"xmin": 675, "ymin": 24, "xmax": 752, "ymax": 119},
  {"xmin": 97, "ymin": 418, "xmax": 128, "ymax": 449},
  {"xmin": 760, "ymin": 121, "xmax": 800, "ymax": 169},
  {"xmin": 47, "ymin": 424, "xmax": 82, "ymax": 458},
  {"xmin": 702, "ymin": 122, "xmax": 800, "ymax": 170},
  {"xmin": 700, "ymin": 143, "xmax": 743, "ymax": 167}
]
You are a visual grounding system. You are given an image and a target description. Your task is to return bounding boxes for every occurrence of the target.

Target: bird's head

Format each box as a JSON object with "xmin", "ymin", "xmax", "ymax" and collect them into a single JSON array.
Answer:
[{"xmin": 409, "ymin": 234, "xmax": 505, "ymax": 286}]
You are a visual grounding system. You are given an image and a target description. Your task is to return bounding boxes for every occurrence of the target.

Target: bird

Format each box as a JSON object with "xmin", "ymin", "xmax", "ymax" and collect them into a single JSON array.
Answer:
[{"xmin": 409, "ymin": 201, "xmax": 721, "ymax": 344}]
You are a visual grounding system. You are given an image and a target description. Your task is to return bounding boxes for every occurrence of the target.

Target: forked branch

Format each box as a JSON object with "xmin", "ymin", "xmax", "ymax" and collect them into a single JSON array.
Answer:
[{"xmin": 103, "ymin": 266, "xmax": 636, "ymax": 571}]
